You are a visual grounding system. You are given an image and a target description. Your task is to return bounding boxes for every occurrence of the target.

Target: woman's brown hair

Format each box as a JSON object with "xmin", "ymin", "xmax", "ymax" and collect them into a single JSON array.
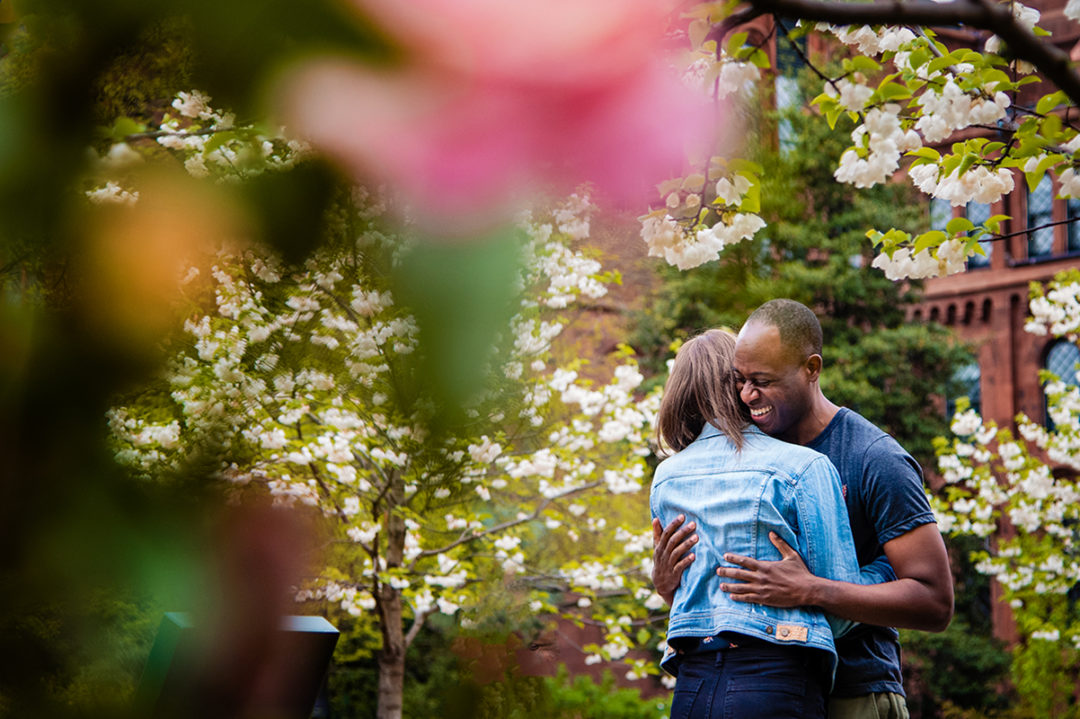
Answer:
[{"xmin": 656, "ymin": 329, "xmax": 751, "ymax": 453}]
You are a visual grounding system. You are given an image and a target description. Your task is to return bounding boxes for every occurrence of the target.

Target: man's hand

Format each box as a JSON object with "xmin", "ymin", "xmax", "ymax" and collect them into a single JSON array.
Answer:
[
  {"xmin": 651, "ymin": 515, "xmax": 697, "ymax": 606},
  {"xmin": 715, "ymin": 532, "xmax": 814, "ymax": 607}
]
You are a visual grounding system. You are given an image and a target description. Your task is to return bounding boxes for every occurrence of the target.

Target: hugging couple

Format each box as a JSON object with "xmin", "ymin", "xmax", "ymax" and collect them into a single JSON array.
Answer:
[{"xmin": 650, "ymin": 299, "xmax": 953, "ymax": 719}]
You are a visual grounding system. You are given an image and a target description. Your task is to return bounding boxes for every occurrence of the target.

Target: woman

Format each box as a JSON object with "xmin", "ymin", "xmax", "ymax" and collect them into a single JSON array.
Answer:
[{"xmin": 651, "ymin": 329, "xmax": 866, "ymax": 719}]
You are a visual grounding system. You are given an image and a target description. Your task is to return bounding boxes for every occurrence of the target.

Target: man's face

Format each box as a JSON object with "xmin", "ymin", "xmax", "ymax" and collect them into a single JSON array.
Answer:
[{"xmin": 733, "ymin": 321, "xmax": 814, "ymax": 442}]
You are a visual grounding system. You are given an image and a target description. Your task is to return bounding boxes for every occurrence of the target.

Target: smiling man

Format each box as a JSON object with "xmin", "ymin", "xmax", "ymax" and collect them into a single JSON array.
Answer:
[{"xmin": 651, "ymin": 299, "xmax": 953, "ymax": 719}]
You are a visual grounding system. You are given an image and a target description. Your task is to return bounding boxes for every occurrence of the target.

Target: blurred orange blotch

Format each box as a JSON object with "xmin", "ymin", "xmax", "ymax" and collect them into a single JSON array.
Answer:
[{"xmin": 78, "ymin": 171, "xmax": 248, "ymax": 353}]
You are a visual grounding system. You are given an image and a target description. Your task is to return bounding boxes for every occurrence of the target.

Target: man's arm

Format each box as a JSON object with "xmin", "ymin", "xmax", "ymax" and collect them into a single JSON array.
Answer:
[
  {"xmin": 650, "ymin": 515, "xmax": 698, "ymax": 606},
  {"xmin": 715, "ymin": 523, "xmax": 953, "ymax": 631}
]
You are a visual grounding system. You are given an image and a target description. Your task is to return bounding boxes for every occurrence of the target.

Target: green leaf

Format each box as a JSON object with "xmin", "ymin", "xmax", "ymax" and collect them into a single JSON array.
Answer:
[
  {"xmin": 927, "ymin": 54, "xmax": 959, "ymax": 75},
  {"xmin": 106, "ymin": 117, "xmax": 147, "ymax": 142},
  {"xmin": 907, "ymin": 146, "xmax": 942, "ymax": 161},
  {"xmin": 825, "ymin": 105, "xmax": 843, "ymax": 130},
  {"xmin": 850, "ymin": 55, "xmax": 882, "ymax": 74},
  {"xmin": 984, "ymin": 214, "xmax": 1010, "ymax": 233},
  {"xmin": 956, "ymin": 153, "xmax": 977, "ymax": 177},
  {"xmin": 748, "ymin": 48, "xmax": 771, "ymax": 69},
  {"xmin": 1036, "ymin": 91, "xmax": 1068, "ymax": 116},
  {"xmin": 947, "ymin": 217, "xmax": 975, "ymax": 235},
  {"xmin": 739, "ymin": 182, "xmax": 761, "ymax": 214},
  {"xmin": 877, "ymin": 82, "xmax": 912, "ymax": 101},
  {"xmin": 1036, "ymin": 153, "xmax": 1065, "ymax": 177},
  {"xmin": 907, "ymin": 47, "xmax": 932, "ymax": 72},
  {"xmin": 1041, "ymin": 113, "xmax": 1063, "ymax": 141},
  {"xmin": 982, "ymin": 68, "xmax": 1012, "ymax": 87},
  {"xmin": 725, "ymin": 31, "xmax": 748, "ymax": 57},
  {"xmin": 914, "ymin": 230, "xmax": 947, "ymax": 254},
  {"xmin": 203, "ymin": 130, "xmax": 237, "ymax": 155}
]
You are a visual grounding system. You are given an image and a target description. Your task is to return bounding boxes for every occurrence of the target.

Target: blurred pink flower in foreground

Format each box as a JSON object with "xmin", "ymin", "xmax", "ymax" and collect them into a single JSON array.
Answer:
[{"xmin": 277, "ymin": 0, "xmax": 714, "ymax": 236}]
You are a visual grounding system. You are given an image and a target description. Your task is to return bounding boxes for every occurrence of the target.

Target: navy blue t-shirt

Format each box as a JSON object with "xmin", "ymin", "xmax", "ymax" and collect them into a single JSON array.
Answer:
[{"xmin": 807, "ymin": 408, "xmax": 937, "ymax": 698}]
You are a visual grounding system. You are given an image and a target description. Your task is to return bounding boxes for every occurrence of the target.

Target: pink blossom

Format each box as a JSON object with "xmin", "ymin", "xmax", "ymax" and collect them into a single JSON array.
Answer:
[{"xmin": 277, "ymin": 0, "xmax": 712, "ymax": 236}]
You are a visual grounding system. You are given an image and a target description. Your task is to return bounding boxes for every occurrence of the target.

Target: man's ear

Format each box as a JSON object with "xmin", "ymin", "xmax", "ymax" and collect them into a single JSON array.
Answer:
[{"xmin": 804, "ymin": 354, "xmax": 823, "ymax": 382}]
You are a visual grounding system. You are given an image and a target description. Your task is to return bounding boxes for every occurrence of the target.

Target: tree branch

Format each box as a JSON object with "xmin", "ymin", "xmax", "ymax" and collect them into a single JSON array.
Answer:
[
  {"xmin": 404, "ymin": 609, "xmax": 429, "ymax": 648},
  {"xmin": 720, "ymin": 0, "xmax": 1080, "ymax": 107},
  {"xmin": 407, "ymin": 481, "xmax": 603, "ymax": 569}
]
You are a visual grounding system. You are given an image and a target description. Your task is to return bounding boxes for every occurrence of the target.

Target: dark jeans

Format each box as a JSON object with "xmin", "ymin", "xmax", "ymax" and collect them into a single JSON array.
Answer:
[{"xmin": 670, "ymin": 639, "xmax": 828, "ymax": 719}]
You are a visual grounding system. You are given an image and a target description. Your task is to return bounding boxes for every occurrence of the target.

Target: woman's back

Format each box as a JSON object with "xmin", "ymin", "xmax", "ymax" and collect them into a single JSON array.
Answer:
[{"xmin": 651, "ymin": 423, "xmax": 863, "ymax": 676}]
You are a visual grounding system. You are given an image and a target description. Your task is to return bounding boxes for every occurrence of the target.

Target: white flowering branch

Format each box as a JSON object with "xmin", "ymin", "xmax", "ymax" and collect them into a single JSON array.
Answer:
[{"xmin": 726, "ymin": 0, "xmax": 1080, "ymax": 106}]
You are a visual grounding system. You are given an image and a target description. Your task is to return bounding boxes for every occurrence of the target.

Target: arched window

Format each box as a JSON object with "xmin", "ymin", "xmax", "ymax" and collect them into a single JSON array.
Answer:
[
  {"xmin": 1028, "ymin": 174, "xmax": 1054, "ymax": 258},
  {"xmin": 1045, "ymin": 340, "xmax": 1080, "ymax": 427},
  {"xmin": 1046, "ymin": 340, "xmax": 1080, "ymax": 384},
  {"xmin": 947, "ymin": 360, "xmax": 981, "ymax": 418},
  {"xmin": 966, "ymin": 201, "xmax": 992, "ymax": 268}
]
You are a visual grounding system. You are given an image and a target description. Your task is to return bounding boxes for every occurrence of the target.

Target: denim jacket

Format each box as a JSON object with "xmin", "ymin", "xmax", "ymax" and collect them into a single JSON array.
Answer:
[{"xmin": 651, "ymin": 424, "xmax": 884, "ymax": 682}]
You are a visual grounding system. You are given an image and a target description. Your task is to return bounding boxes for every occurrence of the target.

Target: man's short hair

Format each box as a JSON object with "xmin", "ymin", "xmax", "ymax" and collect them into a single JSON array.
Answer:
[{"xmin": 745, "ymin": 299, "xmax": 823, "ymax": 360}]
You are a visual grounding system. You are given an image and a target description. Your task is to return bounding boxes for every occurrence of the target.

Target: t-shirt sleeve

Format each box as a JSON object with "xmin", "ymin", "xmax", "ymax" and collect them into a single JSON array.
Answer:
[{"xmin": 861, "ymin": 436, "xmax": 937, "ymax": 545}]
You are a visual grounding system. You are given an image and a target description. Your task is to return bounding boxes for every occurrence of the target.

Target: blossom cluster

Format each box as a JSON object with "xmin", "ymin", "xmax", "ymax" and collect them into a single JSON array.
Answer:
[
  {"xmin": 640, "ymin": 168, "xmax": 765, "ymax": 270},
  {"xmin": 682, "ymin": 51, "xmax": 760, "ymax": 100},
  {"xmin": 155, "ymin": 90, "xmax": 310, "ymax": 180},
  {"xmin": 870, "ymin": 237, "xmax": 967, "ymax": 280},
  {"xmin": 833, "ymin": 105, "xmax": 921, "ymax": 189}
]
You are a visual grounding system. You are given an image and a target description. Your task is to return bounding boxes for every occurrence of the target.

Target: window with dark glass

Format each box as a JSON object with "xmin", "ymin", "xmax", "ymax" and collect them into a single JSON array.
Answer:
[
  {"xmin": 929, "ymin": 197, "xmax": 951, "ymax": 232},
  {"xmin": 1067, "ymin": 196, "xmax": 1080, "ymax": 253},
  {"xmin": 775, "ymin": 20, "xmax": 804, "ymax": 155},
  {"xmin": 966, "ymin": 201, "xmax": 992, "ymax": 268},
  {"xmin": 1027, "ymin": 174, "xmax": 1054, "ymax": 258},
  {"xmin": 1044, "ymin": 340, "xmax": 1080, "ymax": 428},
  {"xmin": 946, "ymin": 360, "xmax": 981, "ymax": 418}
]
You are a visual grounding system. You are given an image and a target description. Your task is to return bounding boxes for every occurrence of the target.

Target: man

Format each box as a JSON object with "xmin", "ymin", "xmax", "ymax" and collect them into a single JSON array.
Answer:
[{"xmin": 651, "ymin": 299, "xmax": 952, "ymax": 719}]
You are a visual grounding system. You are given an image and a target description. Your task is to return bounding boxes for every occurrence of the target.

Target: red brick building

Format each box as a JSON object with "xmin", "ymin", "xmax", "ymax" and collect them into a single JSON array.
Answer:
[{"xmin": 904, "ymin": 2, "xmax": 1080, "ymax": 642}]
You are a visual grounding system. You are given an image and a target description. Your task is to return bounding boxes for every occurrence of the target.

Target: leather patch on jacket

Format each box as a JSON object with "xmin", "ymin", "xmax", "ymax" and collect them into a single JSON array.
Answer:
[{"xmin": 775, "ymin": 624, "xmax": 809, "ymax": 642}]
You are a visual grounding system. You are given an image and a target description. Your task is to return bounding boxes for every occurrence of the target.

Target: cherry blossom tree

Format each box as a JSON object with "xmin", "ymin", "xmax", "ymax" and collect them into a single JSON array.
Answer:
[
  {"xmin": 931, "ymin": 271, "xmax": 1080, "ymax": 715},
  {"xmin": 100, "ymin": 93, "xmax": 672, "ymax": 719}
]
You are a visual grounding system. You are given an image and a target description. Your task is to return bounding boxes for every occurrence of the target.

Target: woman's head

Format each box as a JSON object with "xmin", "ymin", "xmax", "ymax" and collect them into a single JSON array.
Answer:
[{"xmin": 656, "ymin": 329, "xmax": 751, "ymax": 452}]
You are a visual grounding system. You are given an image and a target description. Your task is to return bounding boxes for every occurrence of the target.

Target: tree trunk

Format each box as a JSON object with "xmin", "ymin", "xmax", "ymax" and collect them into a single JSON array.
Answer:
[
  {"xmin": 376, "ymin": 479, "xmax": 407, "ymax": 719},
  {"xmin": 375, "ymin": 586, "xmax": 406, "ymax": 719}
]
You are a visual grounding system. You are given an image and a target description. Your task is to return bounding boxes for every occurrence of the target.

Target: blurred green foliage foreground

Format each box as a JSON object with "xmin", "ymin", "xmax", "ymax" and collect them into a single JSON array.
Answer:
[{"xmin": 0, "ymin": 1, "xmax": 533, "ymax": 716}]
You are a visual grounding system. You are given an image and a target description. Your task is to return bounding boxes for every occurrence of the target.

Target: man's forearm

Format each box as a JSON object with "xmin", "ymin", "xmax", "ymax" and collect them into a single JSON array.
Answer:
[{"xmin": 804, "ymin": 575, "xmax": 952, "ymax": 632}]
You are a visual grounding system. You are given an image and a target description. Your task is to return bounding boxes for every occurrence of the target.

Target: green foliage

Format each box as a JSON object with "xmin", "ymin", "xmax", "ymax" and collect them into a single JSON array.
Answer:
[
  {"xmin": 91, "ymin": 18, "xmax": 194, "ymax": 128},
  {"xmin": 323, "ymin": 617, "xmax": 670, "ymax": 719},
  {"xmin": 545, "ymin": 667, "xmax": 670, "ymax": 719},
  {"xmin": 901, "ymin": 620, "xmax": 1011, "ymax": 718},
  {"xmin": 632, "ymin": 67, "xmax": 970, "ymax": 462}
]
